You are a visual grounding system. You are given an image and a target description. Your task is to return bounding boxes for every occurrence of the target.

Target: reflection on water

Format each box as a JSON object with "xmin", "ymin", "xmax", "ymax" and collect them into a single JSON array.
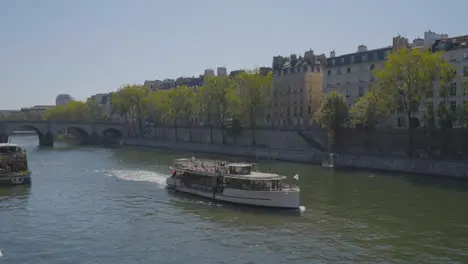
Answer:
[{"xmin": 0, "ymin": 135, "xmax": 467, "ymax": 263}]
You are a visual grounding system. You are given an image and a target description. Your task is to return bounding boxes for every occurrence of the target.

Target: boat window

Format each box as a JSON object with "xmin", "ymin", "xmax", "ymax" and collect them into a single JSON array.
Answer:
[
  {"xmin": 229, "ymin": 166, "xmax": 251, "ymax": 175},
  {"xmin": 225, "ymin": 178, "xmax": 280, "ymax": 191},
  {"xmin": 0, "ymin": 146, "xmax": 20, "ymax": 154}
]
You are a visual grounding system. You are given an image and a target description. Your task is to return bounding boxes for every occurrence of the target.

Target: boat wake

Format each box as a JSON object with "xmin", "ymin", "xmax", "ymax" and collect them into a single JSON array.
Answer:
[
  {"xmin": 106, "ymin": 169, "xmax": 168, "ymax": 188},
  {"xmin": 0, "ymin": 248, "xmax": 3, "ymax": 257}
]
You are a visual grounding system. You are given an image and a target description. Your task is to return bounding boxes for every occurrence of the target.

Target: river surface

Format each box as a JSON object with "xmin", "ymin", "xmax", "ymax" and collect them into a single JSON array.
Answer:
[{"xmin": 1, "ymin": 135, "xmax": 468, "ymax": 264}]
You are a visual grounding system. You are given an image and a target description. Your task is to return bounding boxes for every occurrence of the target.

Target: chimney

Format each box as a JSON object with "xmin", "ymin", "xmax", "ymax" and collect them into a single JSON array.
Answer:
[
  {"xmin": 290, "ymin": 54, "xmax": 297, "ymax": 62},
  {"xmin": 330, "ymin": 50, "xmax": 336, "ymax": 58},
  {"xmin": 272, "ymin": 56, "xmax": 279, "ymax": 69}
]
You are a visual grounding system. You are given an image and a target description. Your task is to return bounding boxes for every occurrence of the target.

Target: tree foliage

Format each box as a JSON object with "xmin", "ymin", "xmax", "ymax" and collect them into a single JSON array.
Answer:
[
  {"xmin": 374, "ymin": 48, "xmax": 456, "ymax": 155},
  {"xmin": 232, "ymin": 70, "xmax": 273, "ymax": 145},
  {"xmin": 44, "ymin": 101, "xmax": 100, "ymax": 121},
  {"xmin": 313, "ymin": 91, "xmax": 349, "ymax": 152},
  {"xmin": 350, "ymin": 88, "xmax": 389, "ymax": 130}
]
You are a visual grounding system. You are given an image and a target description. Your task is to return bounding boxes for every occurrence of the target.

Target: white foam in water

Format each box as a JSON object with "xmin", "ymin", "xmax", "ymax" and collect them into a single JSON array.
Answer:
[
  {"xmin": 107, "ymin": 169, "xmax": 167, "ymax": 188},
  {"xmin": 299, "ymin": 206, "xmax": 306, "ymax": 213},
  {"xmin": 0, "ymin": 248, "xmax": 3, "ymax": 257}
]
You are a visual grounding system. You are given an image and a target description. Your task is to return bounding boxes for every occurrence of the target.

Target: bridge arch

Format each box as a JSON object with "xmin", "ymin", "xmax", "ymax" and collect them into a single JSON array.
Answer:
[
  {"xmin": 64, "ymin": 126, "xmax": 89, "ymax": 138},
  {"xmin": 102, "ymin": 128, "xmax": 123, "ymax": 138},
  {"xmin": 4, "ymin": 124, "xmax": 53, "ymax": 146}
]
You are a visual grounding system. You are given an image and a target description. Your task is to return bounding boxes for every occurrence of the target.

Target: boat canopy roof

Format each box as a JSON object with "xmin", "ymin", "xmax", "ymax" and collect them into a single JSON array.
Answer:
[
  {"xmin": 0, "ymin": 144, "xmax": 24, "ymax": 152},
  {"xmin": 227, "ymin": 163, "xmax": 253, "ymax": 167},
  {"xmin": 0, "ymin": 143, "xmax": 20, "ymax": 148}
]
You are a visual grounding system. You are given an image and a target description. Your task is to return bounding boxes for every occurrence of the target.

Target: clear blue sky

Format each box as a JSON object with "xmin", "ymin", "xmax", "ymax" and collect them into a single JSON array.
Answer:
[{"xmin": 1, "ymin": 0, "xmax": 467, "ymax": 109}]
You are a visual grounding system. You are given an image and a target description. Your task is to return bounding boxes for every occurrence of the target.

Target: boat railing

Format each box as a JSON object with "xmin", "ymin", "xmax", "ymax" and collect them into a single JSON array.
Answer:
[{"xmin": 174, "ymin": 158, "xmax": 229, "ymax": 175}]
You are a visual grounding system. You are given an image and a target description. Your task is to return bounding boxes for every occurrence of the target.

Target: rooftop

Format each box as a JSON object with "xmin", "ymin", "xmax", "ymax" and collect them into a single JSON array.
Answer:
[
  {"xmin": 326, "ymin": 46, "xmax": 392, "ymax": 68},
  {"xmin": 432, "ymin": 35, "xmax": 468, "ymax": 52}
]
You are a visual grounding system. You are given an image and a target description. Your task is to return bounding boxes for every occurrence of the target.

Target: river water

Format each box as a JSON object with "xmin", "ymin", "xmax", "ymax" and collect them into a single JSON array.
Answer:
[{"xmin": 0, "ymin": 135, "xmax": 467, "ymax": 264}]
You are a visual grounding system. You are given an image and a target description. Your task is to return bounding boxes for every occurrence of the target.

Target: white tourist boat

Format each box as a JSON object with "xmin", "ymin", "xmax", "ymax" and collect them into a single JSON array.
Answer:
[{"xmin": 166, "ymin": 158, "xmax": 300, "ymax": 210}]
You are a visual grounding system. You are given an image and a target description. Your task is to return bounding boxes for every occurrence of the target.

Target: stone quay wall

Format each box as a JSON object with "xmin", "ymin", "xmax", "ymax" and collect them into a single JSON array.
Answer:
[{"xmin": 125, "ymin": 126, "xmax": 468, "ymax": 179}]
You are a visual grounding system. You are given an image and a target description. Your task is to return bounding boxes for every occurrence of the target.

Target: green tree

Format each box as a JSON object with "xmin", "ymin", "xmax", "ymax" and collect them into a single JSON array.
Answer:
[
  {"xmin": 313, "ymin": 91, "xmax": 349, "ymax": 153},
  {"xmin": 350, "ymin": 88, "xmax": 389, "ymax": 148},
  {"xmin": 199, "ymin": 75, "xmax": 238, "ymax": 144},
  {"xmin": 111, "ymin": 85, "xmax": 151, "ymax": 137},
  {"xmin": 375, "ymin": 48, "xmax": 456, "ymax": 156},
  {"xmin": 44, "ymin": 101, "xmax": 92, "ymax": 122},
  {"xmin": 148, "ymin": 89, "xmax": 173, "ymax": 139},
  {"xmin": 233, "ymin": 70, "xmax": 273, "ymax": 145},
  {"xmin": 85, "ymin": 98, "xmax": 102, "ymax": 121},
  {"xmin": 177, "ymin": 86, "xmax": 200, "ymax": 142}
]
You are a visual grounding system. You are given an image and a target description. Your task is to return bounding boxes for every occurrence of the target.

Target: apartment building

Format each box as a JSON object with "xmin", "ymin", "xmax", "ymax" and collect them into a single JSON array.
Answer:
[
  {"xmin": 428, "ymin": 35, "xmax": 468, "ymax": 126},
  {"xmin": 271, "ymin": 50, "xmax": 326, "ymax": 127},
  {"xmin": 88, "ymin": 93, "xmax": 114, "ymax": 119},
  {"xmin": 55, "ymin": 94, "xmax": 74, "ymax": 106},
  {"xmin": 388, "ymin": 32, "xmax": 454, "ymax": 128},
  {"xmin": 324, "ymin": 45, "xmax": 392, "ymax": 107},
  {"xmin": 144, "ymin": 80, "xmax": 163, "ymax": 91}
]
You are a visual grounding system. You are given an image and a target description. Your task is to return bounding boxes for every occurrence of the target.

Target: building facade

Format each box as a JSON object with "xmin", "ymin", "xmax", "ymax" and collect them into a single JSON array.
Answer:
[
  {"xmin": 55, "ymin": 94, "xmax": 74, "ymax": 106},
  {"xmin": 428, "ymin": 35, "xmax": 468, "ymax": 127},
  {"xmin": 324, "ymin": 45, "xmax": 391, "ymax": 107},
  {"xmin": 271, "ymin": 50, "xmax": 326, "ymax": 127}
]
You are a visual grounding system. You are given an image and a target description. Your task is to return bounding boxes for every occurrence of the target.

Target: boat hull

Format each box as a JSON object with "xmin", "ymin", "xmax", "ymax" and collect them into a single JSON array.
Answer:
[
  {"xmin": 0, "ymin": 173, "xmax": 32, "ymax": 187},
  {"xmin": 166, "ymin": 178, "xmax": 300, "ymax": 210}
]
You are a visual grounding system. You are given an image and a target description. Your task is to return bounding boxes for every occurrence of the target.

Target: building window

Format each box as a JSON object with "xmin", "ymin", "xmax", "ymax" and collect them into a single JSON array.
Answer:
[
  {"xmin": 299, "ymin": 106, "xmax": 303, "ymax": 116},
  {"xmin": 294, "ymin": 107, "xmax": 297, "ymax": 116},
  {"xmin": 327, "ymin": 70, "xmax": 331, "ymax": 76},
  {"xmin": 308, "ymin": 106, "xmax": 312, "ymax": 114},
  {"xmin": 450, "ymin": 83, "xmax": 457, "ymax": 96},
  {"xmin": 347, "ymin": 67, "xmax": 351, "ymax": 73},
  {"xmin": 464, "ymin": 85, "xmax": 468, "ymax": 96},
  {"xmin": 450, "ymin": 101, "xmax": 457, "ymax": 113},
  {"xmin": 287, "ymin": 107, "xmax": 290, "ymax": 116},
  {"xmin": 463, "ymin": 65, "xmax": 468, "ymax": 76},
  {"xmin": 337, "ymin": 68, "xmax": 342, "ymax": 75},
  {"xmin": 303, "ymin": 65, "xmax": 308, "ymax": 72},
  {"xmin": 397, "ymin": 117, "xmax": 404, "ymax": 128},
  {"xmin": 358, "ymin": 86, "xmax": 364, "ymax": 97},
  {"xmin": 362, "ymin": 54, "xmax": 367, "ymax": 62},
  {"xmin": 370, "ymin": 64, "xmax": 375, "ymax": 70}
]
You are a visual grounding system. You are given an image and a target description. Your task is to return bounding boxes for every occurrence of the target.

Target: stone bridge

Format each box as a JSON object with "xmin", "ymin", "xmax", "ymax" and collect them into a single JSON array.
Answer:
[{"xmin": 0, "ymin": 121, "xmax": 128, "ymax": 146}]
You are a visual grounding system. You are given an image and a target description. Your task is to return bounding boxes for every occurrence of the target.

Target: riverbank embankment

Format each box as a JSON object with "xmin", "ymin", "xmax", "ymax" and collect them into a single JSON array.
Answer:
[
  {"xmin": 124, "ymin": 138, "xmax": 468, "ymax": 179},
  {"xmin": 124, "ymin": 138, "xmax": 323, "ymax": 164}
]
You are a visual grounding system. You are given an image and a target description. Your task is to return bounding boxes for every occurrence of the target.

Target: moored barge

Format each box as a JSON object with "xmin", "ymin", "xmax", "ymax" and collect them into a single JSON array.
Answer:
[{"xmin": 0, "ymin": 143, "xmax": 32, "ymax": 186}]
